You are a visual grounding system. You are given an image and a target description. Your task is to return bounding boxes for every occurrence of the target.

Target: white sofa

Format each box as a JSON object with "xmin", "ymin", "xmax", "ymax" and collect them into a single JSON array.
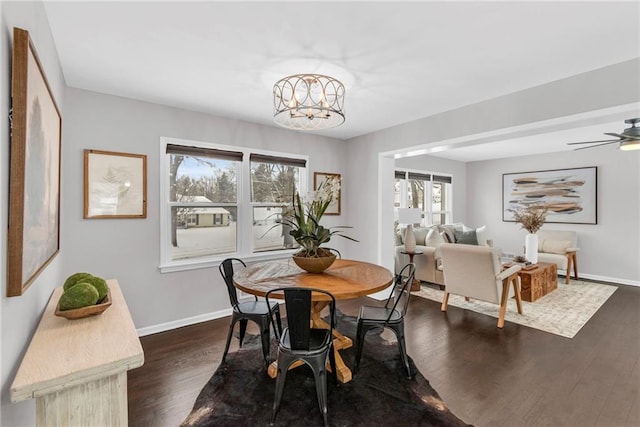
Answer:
[
  {"xmin": 394, "ymin": 224, "xmax": 495, "ymax": 286},
  {"xmin": 536, "ymin": 229, "xmax": 579, "ymax": 284}
]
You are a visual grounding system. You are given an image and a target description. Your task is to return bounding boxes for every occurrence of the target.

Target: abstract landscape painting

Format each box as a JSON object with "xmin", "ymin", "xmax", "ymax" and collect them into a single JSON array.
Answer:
[{"xmin": 503, "ymin": 167, "xmax": 597, "ymax": 224}]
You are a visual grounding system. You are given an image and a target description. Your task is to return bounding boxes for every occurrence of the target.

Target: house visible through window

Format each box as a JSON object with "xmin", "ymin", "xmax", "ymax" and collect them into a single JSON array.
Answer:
[
  {"xmin": 394, "ymin": 169, "xmax": 453, "ymax": 225},
  {"xmin": 160, "ymin": 138, "xmax": 307, "ymax": 272}
]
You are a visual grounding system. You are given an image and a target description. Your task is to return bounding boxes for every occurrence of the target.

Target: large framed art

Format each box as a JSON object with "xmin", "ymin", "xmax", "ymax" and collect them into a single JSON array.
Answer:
[
  {"xmin": 502, "ymin": 166, "xmax": 597, "ymax": 225},
  {"xmin": 7, "ymin": 28, "xmax": 62, "ymax": 296}
]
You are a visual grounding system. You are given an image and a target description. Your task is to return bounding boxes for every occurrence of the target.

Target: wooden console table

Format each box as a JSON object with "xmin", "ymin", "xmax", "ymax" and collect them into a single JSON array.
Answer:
[
  {"xmin": 518, "ymin": 262, "xmax": 558, "ymax": 302},
  {"xmin": 11, "ymin": 280, "xmax": 144, "ymax": 426}
]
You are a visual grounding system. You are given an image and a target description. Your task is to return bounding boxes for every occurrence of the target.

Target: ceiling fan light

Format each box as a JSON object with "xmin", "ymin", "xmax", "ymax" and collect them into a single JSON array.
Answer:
[{"xmin": 619, "ymin": 139, "xmax": 640, "ymax": 151}]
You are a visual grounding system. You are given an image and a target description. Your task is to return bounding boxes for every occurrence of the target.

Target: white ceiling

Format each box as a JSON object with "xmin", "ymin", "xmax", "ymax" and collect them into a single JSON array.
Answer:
[{"xmin": 43, "ymin": 1, "xmax": 640, "ymax": 160}]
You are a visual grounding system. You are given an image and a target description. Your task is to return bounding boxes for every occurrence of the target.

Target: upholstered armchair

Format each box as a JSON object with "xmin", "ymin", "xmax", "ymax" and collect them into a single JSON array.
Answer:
[
  {"xmin": 439, "ymin": 243, "xmax": 523, "ymax": 328},
  {"xmin": 536, "ymin": 230, "xmax": 579, "ymax": 284}
]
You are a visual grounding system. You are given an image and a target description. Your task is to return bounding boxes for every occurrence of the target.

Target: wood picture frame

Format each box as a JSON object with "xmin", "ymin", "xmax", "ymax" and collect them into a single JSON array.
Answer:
[
  {"xmin": 7, "ymin": 28, "xmax": 62, "ymax": 297},
  {"xmin": 84, "ymin": 150, "xmax": 147, "ymax": 219},
  {"xmin": 502, "ymin": 166, "xmax": 597, "ymax": 225},
  {"xmin": 313, "ymin": 172, "xmax": 341, "ymax": 215}
]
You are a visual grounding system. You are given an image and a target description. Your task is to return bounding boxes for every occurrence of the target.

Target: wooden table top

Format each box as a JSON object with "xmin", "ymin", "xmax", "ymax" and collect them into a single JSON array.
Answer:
[{"xmin": 233, "ymin": 258, "xmax": 394, "ymax": 301}]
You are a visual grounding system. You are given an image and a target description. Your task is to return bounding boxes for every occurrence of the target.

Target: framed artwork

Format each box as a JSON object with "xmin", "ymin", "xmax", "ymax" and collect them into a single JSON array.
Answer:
[
  {"xmin": 503, "ymin": 166, "xmax": 597, "ymax": 225},
  {"xmin": 84, "ymin": 149, "xmax": 147, "ymax": 219},
  {"xmin": 314, "ymin": 172, "xmax": 341, "ymax": 215},
  {"xmin": 7, "ymin": 28, "xmax": 62, "ymax": 297}
]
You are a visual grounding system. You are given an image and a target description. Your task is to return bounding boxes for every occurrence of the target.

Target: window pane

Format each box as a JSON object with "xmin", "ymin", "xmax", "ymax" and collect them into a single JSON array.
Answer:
[
  {"xmin": 170, "ymin": 154, "xmax": 238, "ymax": 203},
  {"xmin": 252, "ymin": 206, "xmax": 298, "ymax": 252},
  {"xmin": 407, "ymin": 179, "xmax": 424, "ymax": 209},
  {"xmin": 431, "ymin": 213, "xmax": 447, "ymax": 225},
  {"xmin": 170, "ymin": 206, "xmax": 237, "ymax": 260},
  {"xmin": 432, "ymin": 182, "xmax": 442, "ymax": 211},
  {"xmin": 250, "ymin": 161, "xmax": 301, "ymax": 203},
  {"xmin": 394, "ymin": 179, "xmax": 401, "ymax": 208}
]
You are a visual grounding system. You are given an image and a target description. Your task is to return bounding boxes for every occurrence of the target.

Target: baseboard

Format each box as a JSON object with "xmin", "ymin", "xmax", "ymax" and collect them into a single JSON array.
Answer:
[
  {"xmin": 558, "ymin": 270, "xmax": 639, "ymax": 287},
  {"xmin": 136, "ymin": 307, "xmax": 233, "ymax": 337}
]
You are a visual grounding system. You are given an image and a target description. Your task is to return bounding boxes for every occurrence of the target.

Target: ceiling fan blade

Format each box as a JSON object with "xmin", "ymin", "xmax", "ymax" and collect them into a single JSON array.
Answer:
[
  {"xmin": 567, "ymin": 139, "xmax": 618, "ymax": 145},
  {"xmin": 604, "ymin": 132, "xmax": 633, "ymax": 139},
  {"xmin": 573, "ymin": 141, "xmax": 619, "ymax": 151}
]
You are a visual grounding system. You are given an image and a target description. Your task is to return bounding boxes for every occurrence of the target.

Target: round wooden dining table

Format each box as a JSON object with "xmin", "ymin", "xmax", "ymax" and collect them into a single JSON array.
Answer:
[{"xmin": 233, "ymin": 258, "xmax": 394, "ymax": 383}]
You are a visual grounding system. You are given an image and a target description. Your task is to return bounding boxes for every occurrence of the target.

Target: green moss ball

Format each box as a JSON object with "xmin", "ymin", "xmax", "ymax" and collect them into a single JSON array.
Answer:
[
  {"xmin": 84, "ymin": 276, "xmax": 109, "ymax": 302},
  {"xmin": 59, "ymin": 282, "xmax": 99, "ymax": 311},
  {"xmin": 63, "ymin": 272, "xmax": 94, "ymax": 291}
]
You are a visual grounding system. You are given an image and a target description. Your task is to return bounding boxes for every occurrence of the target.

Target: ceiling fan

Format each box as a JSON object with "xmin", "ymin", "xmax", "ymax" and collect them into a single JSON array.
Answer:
[{"xmin": 567, "ymin": 118, "xmax": 640, "ymax": 151}]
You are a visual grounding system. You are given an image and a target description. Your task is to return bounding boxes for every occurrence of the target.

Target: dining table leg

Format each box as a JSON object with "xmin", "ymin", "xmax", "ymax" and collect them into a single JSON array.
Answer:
[{"xmin": 266, "ymin": 301, "xmax": 353, "ymax": 383}]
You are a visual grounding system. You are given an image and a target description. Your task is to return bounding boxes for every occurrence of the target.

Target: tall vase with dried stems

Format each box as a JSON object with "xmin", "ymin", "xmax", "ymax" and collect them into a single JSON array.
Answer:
[{"xmin": 512, "ymin": 207, "xmax": 548, "ymax": 264}]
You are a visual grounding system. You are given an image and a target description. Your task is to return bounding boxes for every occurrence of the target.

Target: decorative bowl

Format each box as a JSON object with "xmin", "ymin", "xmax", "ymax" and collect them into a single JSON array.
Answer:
[
  {"xmin": 292, "ymin": 254, "xmax": 337, "ymax": 273},
  {"xmin": 55, "ymin": 290, "xmax": 112, "ymax": 320}
]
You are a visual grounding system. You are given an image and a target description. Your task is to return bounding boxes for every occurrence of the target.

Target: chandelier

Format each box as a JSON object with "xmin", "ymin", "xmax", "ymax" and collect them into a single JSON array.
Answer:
[{"xmin": 273, "ymin": 74, "xmax": 345, "ymax": 130}]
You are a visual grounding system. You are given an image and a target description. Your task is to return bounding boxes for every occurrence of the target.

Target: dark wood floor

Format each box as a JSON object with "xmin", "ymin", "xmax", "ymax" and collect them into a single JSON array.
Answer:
[{"xmin": 128, "ymin": 281, "xmax": 640, "ymax": 427}]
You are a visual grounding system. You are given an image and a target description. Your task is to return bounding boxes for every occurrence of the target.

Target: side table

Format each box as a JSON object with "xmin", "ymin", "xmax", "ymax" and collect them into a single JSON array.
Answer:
[
  {"xmin": 518, "ymin": 262, "xmax": 558, "ymax": 302},
  {"xmin": 400, "ymin": 250, "xmax": 423, "ymax": 291}
]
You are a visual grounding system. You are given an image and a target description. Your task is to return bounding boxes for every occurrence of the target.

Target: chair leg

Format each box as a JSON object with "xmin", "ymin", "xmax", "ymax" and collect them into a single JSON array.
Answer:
[
  {"xmin": 391, "ymin": 323, "xmax": 412, "ymax": 378},
  {"xmin": 222, "ymin": 318, "xmax": 238, "ymax": 362},
  {"xmin": 271, "ymin": 353, "xmax": 290, "ymax": 425},
  {"xmin": 238, "ymin": 319, "xmax": 248, "ymax": 347},
  {"xmin": 497, "ymin": 280, "xmax": 510, "ymax": 328},
  {"xmin": 565, "ymin": 254, "xmax": 572, "ymax": 284},
  {"xmin": 274, "ymin": 307, "xmax": 283, "ymax": 340},
  {"xmin": 259, "ymin": 318, "xmax": 271, "ymax": 365},
  {"xmin": 353, "ymin": 320, "xmax": 366, "ymax": 374},
  {"xmin": 328, "ymin": 341, "xmax": 337, "ymax": 386},
  {"xmin": 572, "ymin": 253, "xmax": 579, "ymax": 281},
  {"xmin": 441, "ymin": 292, "xmax": 450, "ymax": 311},
  {"xmin": 311, "ymin": 354, "xmax": 329, "ymax": 427},
  {"xmin": 512, "ymin": 274, "xmax": 523, "ymax": 315}
]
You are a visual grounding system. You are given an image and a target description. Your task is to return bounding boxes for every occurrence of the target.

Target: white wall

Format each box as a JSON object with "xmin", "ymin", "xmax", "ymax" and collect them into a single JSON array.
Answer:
[
  {"xmin": 1, "ymin": 1, "xmax": 67, "ymax": 425},
  {"xmin": 467, "ymin": 149, "xmax": 640, "ymax": 285}
]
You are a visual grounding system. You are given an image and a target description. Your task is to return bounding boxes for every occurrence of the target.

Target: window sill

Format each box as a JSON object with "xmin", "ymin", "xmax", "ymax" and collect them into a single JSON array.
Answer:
[{"xmin": 159, "ymin": 249, "xmax": 299, "ymax": 273}]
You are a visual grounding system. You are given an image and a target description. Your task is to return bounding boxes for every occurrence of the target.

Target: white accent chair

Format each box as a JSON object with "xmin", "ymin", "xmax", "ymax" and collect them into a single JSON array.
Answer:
[
  {"xmin": 439, "ymin": 243, "xmax": 523, "ymax": 328},
  {"xmin": 537, "ymin": 230, "xmax": 579, "ymax": 284}
]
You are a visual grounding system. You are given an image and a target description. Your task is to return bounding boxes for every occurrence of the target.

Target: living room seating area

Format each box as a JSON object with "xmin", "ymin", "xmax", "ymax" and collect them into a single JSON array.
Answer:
[{"xmin": 394, "ymin": 223, "xmax": 496, "ymax": 285}]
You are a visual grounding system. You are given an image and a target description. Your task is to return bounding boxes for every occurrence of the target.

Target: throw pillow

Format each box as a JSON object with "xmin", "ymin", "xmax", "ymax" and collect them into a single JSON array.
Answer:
[
  {"xmin": 440, "ymin": 230, "xmax": 453, "ymax": 243},
  {"xmin": 538, "ymin": 238, "xmax": 545, "ymax": 252},
  {"xmin": 425, "ymin": 228, "xmax": 445, "ymax": 248},
  {"xmin": 413, "ymin": 227, "xmax": 430, "ymax": 246},
  {"xmin": 454, "ymin": 229, "xmax": 478, "ymax": 245},
  {"xmin": 437, "ymin": 224, "xmax": 461, "ymax": 244},
  {"xmin": 463, "ymin": 224, "xmax": 487, "ymax": 246},
  {"xmin": 542, "ymin": 240, "xmax": 572, "ymax": 254}
]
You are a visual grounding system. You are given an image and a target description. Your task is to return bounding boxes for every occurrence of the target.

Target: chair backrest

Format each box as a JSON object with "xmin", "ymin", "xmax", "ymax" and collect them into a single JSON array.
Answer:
[
  {"xmin": 384, "ymin": 263, "xmax": 415, "ymax": 322},
  {"xmin": 265, "ymin": 287, "xmax": 335, "ymax": 351},
  {"xmin": 538, "ymin": 230, "xmax": 578, "ymax": 251},
  {"xmin": 439, "ymin": 243, "xmax": 503, "ymax": 304},
  {"xmin": 219, "ymin": 258, "xmax": 247, "ymax": 308}
]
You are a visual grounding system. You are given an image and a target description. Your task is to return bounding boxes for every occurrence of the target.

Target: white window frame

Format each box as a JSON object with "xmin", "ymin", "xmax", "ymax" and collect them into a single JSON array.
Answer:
[
  {"xmin": 159, "ymin": 136, "xmax": 308, "ymax": 273},
  {"xmin": 394, "ymin": 168, "xmax": 453, "ymax": 225}
]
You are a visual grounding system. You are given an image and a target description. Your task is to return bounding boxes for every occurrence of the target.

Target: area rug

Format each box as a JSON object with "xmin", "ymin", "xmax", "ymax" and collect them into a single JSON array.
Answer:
[
  {"xmin": 181, "ymin": 312, "xmax": 470, "ymax": 427},
  {"xmin": 416, "ymin": 279, "xmax": 617, "ymax": 338}
]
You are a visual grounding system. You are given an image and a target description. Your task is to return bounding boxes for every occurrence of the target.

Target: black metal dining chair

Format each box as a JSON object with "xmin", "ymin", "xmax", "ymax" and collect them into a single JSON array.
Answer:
[
  {"xmin": 219, "ymin": 258, "xmax": 282, "ymax": 366},
  {"xmin": 354, "ymin": 262, "xmax": 415, "ymax": 378},
  {"xmin": 265, "ymin": 287, "xmax": 337, "ymax": 427}
]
